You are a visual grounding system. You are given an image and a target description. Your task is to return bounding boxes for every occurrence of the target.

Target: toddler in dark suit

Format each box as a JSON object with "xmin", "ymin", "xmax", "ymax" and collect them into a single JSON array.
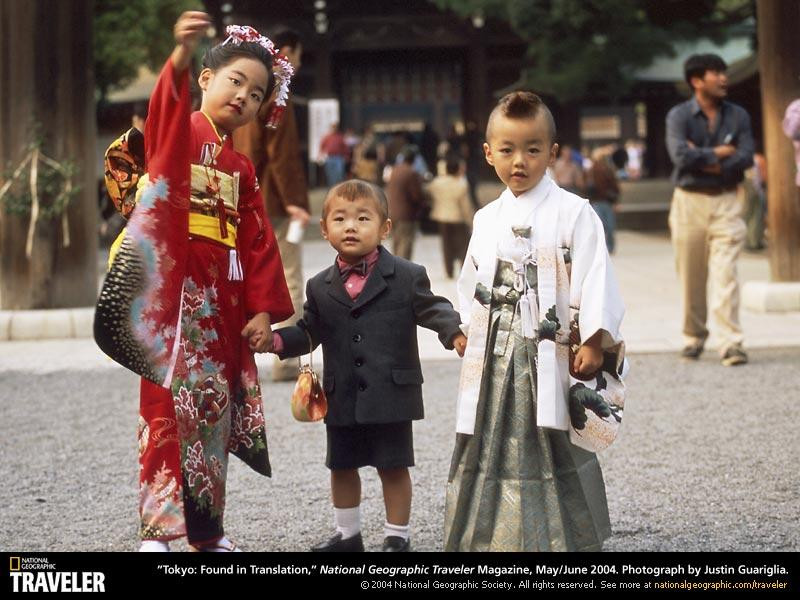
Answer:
[{"xmin": 268, "ymin": 179, "xmax": 466, "ymax": 552}]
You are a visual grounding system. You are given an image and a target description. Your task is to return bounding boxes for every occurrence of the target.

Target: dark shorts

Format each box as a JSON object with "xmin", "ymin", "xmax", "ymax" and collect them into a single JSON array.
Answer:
[{"xmin": 326, "ymin": 421, "xmax": 415, "ymax": 470}]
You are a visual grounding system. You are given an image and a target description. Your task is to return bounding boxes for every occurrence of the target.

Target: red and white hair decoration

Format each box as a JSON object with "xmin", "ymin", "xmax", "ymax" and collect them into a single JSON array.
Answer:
[{"xmin": 223, "ymin": 25, "xmax": 294, "ymax": 129}]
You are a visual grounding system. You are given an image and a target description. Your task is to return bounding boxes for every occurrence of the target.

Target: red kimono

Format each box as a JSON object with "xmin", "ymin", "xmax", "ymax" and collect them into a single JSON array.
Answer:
[{"xmin": 95, "ymin": 59, "xmax": 292, "ymax": 545}]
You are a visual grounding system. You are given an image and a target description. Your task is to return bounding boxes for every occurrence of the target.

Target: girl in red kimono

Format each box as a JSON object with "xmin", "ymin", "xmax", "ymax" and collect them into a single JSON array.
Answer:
[{"xmin": 96, "ymin": 12, "xmax": 294, "ymax": 551}]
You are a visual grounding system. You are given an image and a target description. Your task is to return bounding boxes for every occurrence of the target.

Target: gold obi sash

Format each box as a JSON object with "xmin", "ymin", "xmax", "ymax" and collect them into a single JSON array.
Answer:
[
  {"xmin": 123, "ymin": 167, "xmax": 241, "ymax": 248},
  {"xmin": 108, "ymin": 166, "xmax": 243, "ymax": 269},
  {"xmin": 188, "ymin": 165, "xmax": 240, "ymax": 248}
]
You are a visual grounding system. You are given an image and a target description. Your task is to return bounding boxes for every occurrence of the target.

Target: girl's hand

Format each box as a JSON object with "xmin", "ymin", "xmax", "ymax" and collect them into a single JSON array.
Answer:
[
  {"xmin": 171, "ymin": 11, "xmax": 211, "ymax": 72},
  {"xmin": 242, "ymin": 312, "xmax": 274, "ymax": 353},
  {"xmin": 174, "ymin": 11, "xmax": 211, "ymax": 51}
]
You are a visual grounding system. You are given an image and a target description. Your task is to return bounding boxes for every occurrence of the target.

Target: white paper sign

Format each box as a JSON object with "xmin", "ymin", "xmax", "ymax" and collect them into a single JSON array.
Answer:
[{"xmin": 308, "ymin": 98, "xmax": 340, "ymax": 163}]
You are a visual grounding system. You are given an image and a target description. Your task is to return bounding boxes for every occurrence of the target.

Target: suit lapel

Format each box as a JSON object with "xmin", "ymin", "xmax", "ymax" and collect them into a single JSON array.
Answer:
[
  {"xmin": 353, "ymin": 246, "xmax": 395, "ymax": 310},
  {"xmin": 325, "ymin": 264, "xmax": 355, "ymax": 308}
]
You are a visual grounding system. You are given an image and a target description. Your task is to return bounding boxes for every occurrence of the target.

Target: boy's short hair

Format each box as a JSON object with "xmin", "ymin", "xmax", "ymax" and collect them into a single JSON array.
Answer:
[
  {"xmin": 684, "ymin": 53, "xmax": 727, "ymax": 88},
  {"xmin": 486, "ymin": 91, "xmax": 556, "ymax": 144},
  {"xmin": 322, "ymin": 179, "xmax": 389, "ymax": 221}
]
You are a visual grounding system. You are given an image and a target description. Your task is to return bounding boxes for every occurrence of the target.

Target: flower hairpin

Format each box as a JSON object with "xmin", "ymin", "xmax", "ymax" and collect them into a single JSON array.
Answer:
[{"xmin": 223, "ymin": 25, "xmax": 293, "ymax": 129}]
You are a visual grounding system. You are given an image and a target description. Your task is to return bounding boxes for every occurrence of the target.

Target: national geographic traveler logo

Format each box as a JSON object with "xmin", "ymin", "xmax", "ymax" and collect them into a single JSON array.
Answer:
[{"xmin": 8, "ymin": 557, "xmax": 106, "ymax": 592}]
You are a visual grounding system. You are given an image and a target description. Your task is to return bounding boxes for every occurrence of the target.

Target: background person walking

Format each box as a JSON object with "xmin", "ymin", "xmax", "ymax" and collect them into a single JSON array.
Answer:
[
  {"xmin": 665, "ymin": 53, "xmax": 754, "ymax": 366},
  {"xmin": 427, "ymin": 155, "xmax": 474, "ymax": 278}
]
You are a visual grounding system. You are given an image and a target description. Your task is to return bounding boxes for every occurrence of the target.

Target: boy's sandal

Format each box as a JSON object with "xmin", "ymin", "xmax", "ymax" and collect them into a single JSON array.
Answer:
[{"xmin": 190, "ymin": 536, "xmax": 242, "ymax": 552}]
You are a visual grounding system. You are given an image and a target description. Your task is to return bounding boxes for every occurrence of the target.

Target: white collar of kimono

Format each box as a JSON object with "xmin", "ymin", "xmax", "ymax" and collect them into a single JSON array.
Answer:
[
  {"xmin": 497, "ymin": 173, "xmax": 554, "ymax": 227},
  {"xmin": 472, "ymin": 174, "xmax": 557, "ymax": 290}
]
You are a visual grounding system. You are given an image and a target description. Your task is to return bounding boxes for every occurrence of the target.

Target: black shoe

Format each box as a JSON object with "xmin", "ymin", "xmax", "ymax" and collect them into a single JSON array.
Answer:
[
  {"xmin": 382, "ymin": 536, "xmax": 411, "ymax": 552},
  {"xmin": 310, "ymin": 532, "xmax": 364, "ymax": 552},
  {"xmin": 681, "ymin": 343, "xmax": 704, "ymax": 359},
  {"xmin": 721, "ymin": 346, "xmax": 748, "ymax": 367}
]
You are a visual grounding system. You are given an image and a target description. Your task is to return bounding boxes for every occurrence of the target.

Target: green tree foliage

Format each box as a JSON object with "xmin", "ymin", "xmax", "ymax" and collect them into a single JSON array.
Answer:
[
  {"xmin": 94, "ymin": 0, "xmax": 201, "ymax": 99},
  {"xmin": 434, "ymin": 0, "xmax": 753, "ymax": 100}
]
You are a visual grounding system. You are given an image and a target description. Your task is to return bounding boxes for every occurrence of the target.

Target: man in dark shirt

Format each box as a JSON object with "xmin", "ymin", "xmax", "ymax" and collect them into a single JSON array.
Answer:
[{"xmin": 665, "ymin": 53, "xmax": 754, "ymax": 366}]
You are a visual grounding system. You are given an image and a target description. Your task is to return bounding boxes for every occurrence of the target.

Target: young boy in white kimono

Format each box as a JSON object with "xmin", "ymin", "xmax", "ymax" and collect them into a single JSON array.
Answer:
[{"xmin": 444, "ymin": 92, "xmax": 627, "ymax": 552}]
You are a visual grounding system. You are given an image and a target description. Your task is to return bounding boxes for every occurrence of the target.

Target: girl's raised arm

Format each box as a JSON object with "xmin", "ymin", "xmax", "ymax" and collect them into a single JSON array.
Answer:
[{"xmin": 170, "ymin": 11, "xmax": 211, "ymax": 73}]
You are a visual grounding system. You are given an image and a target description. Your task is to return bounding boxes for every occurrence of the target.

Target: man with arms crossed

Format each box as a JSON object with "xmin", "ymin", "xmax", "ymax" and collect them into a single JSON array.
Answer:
[{"xmin": 666, "ymin": 53, "xmax": 754, "ymax": 366}]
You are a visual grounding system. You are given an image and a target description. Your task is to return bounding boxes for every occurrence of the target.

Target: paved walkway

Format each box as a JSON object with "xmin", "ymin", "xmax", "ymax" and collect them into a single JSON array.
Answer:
[{"xmin": 1, "ymin": 229, "xmax": 797, "ymax": 371}]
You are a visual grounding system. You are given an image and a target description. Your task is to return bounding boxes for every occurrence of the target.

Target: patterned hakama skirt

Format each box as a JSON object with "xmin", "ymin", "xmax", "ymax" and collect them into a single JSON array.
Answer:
[{"xmin": 444, "ymin": 269, "xmax": 611, "ymax": 552}]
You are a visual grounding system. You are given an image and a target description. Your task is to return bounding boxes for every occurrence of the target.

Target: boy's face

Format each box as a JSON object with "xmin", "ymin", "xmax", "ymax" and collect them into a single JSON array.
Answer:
[
  {"xmin": 320, "ymin": 195, "xmax": 392, "ymax": 263},
  {"xmin": 198, "ymin": 57, "xmax": 269, "ymax": 135},
  {"xmin": 483, "ymin": 112, "xmax": 558, "ymax": 196}
]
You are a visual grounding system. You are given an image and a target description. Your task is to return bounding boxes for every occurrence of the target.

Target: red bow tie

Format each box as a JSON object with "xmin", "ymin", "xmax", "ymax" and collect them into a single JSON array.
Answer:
[{"xmin": 339, "ymin": 258, "xmax": 368, "ymax": 280}]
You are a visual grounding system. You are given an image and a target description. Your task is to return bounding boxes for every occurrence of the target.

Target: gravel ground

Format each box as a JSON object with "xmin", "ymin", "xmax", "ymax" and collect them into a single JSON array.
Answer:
[{"xmin": 1, "ymin": 348, "xmax": 798, "ymax": 552}]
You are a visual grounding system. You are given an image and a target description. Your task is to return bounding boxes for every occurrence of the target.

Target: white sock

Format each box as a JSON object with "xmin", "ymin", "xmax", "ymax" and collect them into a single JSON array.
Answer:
[
  {"xmin": 384, "ymin": 522, "xmax": 410, "ymax": 541},
  {"xmin": 139, "ymin": 540, "xmax": 170, "ymax": 552},
  {"xmin": 334, "ymin": 506, "xmax": 361, "ymax": 539}
]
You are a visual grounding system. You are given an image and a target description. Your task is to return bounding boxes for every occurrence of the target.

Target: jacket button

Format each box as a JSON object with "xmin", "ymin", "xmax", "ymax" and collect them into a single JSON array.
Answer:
[
  {"xmin": 352, "ymin": 310, "xmax": 361, "ymax": 319},
  {"xmin": 353, "ymin": 334, "xmax": 362, "ymax": 342},
  {"xmin": 355, "ymin": 358, "xmax": 363, "ymax": 367},
  {"xmin": 358, "ymin": 382, "xmax": 367, "ymax": 391}
]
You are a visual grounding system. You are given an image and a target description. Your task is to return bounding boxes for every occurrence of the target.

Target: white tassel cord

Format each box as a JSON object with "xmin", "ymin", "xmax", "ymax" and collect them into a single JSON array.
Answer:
[
  {"xmin": 519, "ymin": 289, "xmax": 539, "ymax": 339},
  {"xmin": 228, "ymin": 248, "xmax": 243, "ymax": 281}
]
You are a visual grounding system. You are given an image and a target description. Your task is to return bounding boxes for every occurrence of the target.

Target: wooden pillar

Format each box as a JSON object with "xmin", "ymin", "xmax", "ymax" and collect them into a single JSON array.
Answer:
[
  {"xmin": 0, "ymin": 0, "xmax": 97, "ymax": 308},
  {"xmin": 465, "ymin": 35, "xmax": 488, "ymax": 131},
  {"xmin": 313, "ymin": 35, "xmax": 334, "ymax": 97},
  {"xmin": 757, "ymin": 0, "xmax": 800, "ymax": 281}
]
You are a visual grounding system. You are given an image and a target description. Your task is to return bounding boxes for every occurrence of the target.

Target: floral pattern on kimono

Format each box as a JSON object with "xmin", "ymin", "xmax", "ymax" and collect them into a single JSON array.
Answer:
[{"xmin": 95, "ymin": 57, "xmax": 293, "ymax": 544}]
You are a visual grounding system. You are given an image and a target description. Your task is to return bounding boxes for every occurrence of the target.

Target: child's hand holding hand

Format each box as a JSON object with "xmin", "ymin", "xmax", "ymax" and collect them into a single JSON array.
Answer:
[
  {"xmin": 574, "ymin": 330, "xmax": 603, "ymax": 376},
  {"xmin": 241, "ymin": 312, "xmax": 274, "ymax": 353},
  {"xmin": 452, "ymin": 333, "xmax": 468, "ymax": 358}
]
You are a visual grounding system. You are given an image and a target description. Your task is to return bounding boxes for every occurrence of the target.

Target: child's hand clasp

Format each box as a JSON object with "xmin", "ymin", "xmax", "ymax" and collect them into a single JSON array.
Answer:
[{"xmin": 241, "ymin": 312, "xmax": 274, "ymax": 353}]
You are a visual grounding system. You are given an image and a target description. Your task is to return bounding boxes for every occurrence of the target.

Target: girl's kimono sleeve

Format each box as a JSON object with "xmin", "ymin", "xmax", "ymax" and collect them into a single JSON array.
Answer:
[
  {"xmin": 569, "ymin": 204, "xmax": 625, "ymax": 349},
  {"xmin": 94, "ymin": 58, "xmax": 191, "ymax": 387},
  {"xmin": 237, "ymin": 159, "xmax": 294, "ymax": 323}
]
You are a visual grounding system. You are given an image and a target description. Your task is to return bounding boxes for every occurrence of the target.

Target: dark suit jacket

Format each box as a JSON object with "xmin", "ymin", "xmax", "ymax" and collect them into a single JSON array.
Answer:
[{"xmin": 276, "ymin": 246, "xmax": 462, "ymax": 426}]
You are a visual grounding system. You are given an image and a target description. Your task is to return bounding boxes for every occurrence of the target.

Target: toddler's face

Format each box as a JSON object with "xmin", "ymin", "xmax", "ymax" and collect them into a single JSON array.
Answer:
[
  {"xmin": 198, "ymin": 57, "xmax": 269, "ymax": 135},
  {"xmin": 483, "ymin": 112, "xmax": 557, "ymax": 196},
  {"xmin": 321, "ymin": 195, "xmax": 391, "ymax": 263}
]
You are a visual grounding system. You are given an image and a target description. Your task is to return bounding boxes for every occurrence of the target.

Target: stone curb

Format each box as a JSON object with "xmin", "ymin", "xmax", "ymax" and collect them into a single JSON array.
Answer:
[
  {"xmin": 0, "ymin": 308, "xmax": 94, "ymax": 341},
  {"xmin": 742, "ymin": 281, "xmax": 800, "ymax": 312},
  {"xmin": 1, "ymin": 307, "xmax": 799, "ymax": 355}
]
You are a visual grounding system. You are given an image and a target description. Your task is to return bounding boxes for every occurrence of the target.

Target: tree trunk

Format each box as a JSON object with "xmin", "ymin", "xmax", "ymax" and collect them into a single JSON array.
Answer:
[
  {"xmin": 0, "ymin": 0, "xmax": 97, "ymax": 309},
  {"xmin": 757, "ymin": 0, "xmax": 800, "ymax": 282}
]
